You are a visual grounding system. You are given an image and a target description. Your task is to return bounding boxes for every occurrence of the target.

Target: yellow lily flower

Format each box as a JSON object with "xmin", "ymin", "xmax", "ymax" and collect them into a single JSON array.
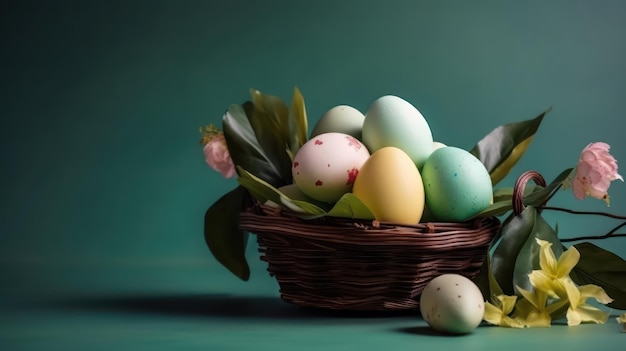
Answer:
[
  {"xmin": 484, "ymin": 294, "xmax": 524, "ymax": 328},
  {"xmin": 527, "ymin": 239, "xmax": 580, "ymax": 298},
  {"xmin": 565, "ymin": 283, "xmax": 613, "ymax": 326},
  {"xmin": 514, "ymin": 286, "xmax": 552, "ymax": 327}
]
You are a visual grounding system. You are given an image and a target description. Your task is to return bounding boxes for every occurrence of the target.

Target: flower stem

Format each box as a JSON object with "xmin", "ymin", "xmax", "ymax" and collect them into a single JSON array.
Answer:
[{"xmin": 541, "ymin": 206, "xmax": 626, "ymax": 242}]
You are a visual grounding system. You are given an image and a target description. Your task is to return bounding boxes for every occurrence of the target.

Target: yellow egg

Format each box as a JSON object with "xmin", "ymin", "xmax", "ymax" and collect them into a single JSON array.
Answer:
[{"xmin": 352, "ymin": 147, "xmax": 425, "ymax": 225}]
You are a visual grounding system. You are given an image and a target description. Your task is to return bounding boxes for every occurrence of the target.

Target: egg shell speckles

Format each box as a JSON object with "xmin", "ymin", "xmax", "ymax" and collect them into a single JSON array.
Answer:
[
  {"xmin": 419, "ymin": 274, "xmax": 485, "ymax": 335},
  {"xmin": 292, "ymin": 132, "xmax": 370, "ymax": 202}
]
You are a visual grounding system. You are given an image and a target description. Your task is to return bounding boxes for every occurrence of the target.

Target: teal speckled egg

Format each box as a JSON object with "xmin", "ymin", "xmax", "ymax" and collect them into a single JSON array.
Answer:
[{"xmin": 422, "ymin": 146, "xmax": 492, "ymax": 222}]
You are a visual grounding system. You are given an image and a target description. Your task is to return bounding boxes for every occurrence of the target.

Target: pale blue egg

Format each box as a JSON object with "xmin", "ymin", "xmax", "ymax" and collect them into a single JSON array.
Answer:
[
  {"xmin": 362, "ymin": 95, "xmax": 433, "ymax": 169},
  {"xmin": 422, "ymin": 146, "xmax": 493, "ymax": 221}
]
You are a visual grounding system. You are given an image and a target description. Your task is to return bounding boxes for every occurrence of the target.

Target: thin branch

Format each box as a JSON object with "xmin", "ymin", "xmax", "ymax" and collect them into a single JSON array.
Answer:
[
  {"xmin": 561, "ymin": 233, "xmax": 626, "ymax": 242},
  {"xmin": 541, "ymin": 205, "xmax": 626, "ymax": 242},
  {"xmin": 541, "ymin": 206, "xmax": 626, "ymax": 220}
]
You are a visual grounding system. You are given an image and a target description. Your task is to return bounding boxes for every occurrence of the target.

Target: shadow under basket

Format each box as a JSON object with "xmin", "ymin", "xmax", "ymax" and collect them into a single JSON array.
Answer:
[{"xmin": 239, "ymin": 205, "xmax": 500, "ymax": 312}]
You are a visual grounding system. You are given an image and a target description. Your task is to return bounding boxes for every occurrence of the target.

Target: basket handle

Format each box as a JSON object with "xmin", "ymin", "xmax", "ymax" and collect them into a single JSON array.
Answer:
[{"xmin": 513, "ymin": 170, "xmax": 547, "ymax": 215}]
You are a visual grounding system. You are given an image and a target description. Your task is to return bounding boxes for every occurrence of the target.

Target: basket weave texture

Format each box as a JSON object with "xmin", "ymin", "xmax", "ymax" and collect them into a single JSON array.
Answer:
[{"xmin": 239, "ymin": 205, "xmax": 500, "ymax": 311}]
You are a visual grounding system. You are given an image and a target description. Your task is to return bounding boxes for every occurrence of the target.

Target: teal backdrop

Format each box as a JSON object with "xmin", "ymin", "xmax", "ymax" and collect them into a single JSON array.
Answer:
[{"xmin": 2, "ymin": 0, "xmax": 626, "ymax": 350}]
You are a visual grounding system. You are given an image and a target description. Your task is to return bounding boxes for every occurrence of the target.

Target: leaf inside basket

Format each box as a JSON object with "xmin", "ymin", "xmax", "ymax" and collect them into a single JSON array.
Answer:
[{"xmin": 237, "ymin": 166, "xmax": 329, "ymax": 215}]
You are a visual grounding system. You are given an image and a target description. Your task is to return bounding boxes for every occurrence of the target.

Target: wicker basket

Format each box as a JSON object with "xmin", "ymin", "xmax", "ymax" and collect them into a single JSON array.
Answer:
[{"xmin": 239, "ymin": 205, "xmax": 500, "ymax": 311}]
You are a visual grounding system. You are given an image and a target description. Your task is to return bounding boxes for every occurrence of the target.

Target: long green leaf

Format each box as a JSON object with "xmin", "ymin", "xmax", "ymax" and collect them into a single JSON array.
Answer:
[
  {"xmin": 512, "ymin": 215, "xmax": 561, "ymax": 292},
  {"xmin": 491, "ymin": 207, "xmax": 536, "ymax": 295},
  {"xmin": 288, "ymin": 86, "xmax": 308, "ymax": 156},
  {"xmin": 326, "ymin": 193, "xmax": 375, "ymax": 219},
  {"xmin": 237, "ymin": 166, "xmax": 329, "ymax": 216},
  {"xmin": 223, "ymin": 104, "xmax": 284, "ymax": 187},
  {"xmin": 570, "ymin": 242, "xmax": 626, "ymax": 309},
  {"xmin": 524, "ymin": 168, "xmax": 574, "ymax": 207},
  {"xmin": 471, "ymin": 108, "xmax": 550, "ymax": 185},
  {"xmin": 245, "ymin": 89, "xmax": 293, "ymax": 184},
  {"xmin": 204, "ymin": 186, "xmax": 250, "ymax": 281},
  {"xmin": 473, "ymin": 254, "xmax": 504, "ymax": 301},
  {"xmin": 472, "ymin": 168, "xmax": 573, "ymax": 219}
]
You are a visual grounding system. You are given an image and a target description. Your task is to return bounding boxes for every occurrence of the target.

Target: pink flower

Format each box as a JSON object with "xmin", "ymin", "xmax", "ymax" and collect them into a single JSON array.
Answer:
[
  {"xmin": 572, "ymin": 142, "xmax": 623, "ymax": 204},
  {"xmin": 203, "ymin": 133, "xmax": 236, "ymax": 178}
]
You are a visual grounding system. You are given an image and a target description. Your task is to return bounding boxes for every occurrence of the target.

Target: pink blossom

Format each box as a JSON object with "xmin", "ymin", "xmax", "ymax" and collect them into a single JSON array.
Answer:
[
  {"xmin": 203, "ymin": 133, "xmax": 236, "ymax": 178},
  {"xmin": 572, "ymin": 142, "xmax": 623, "ymax": 204}
]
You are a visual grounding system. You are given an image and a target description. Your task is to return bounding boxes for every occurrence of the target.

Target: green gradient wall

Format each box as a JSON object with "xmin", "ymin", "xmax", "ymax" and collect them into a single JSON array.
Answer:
[{"xmin": 2, "ymin": 0, "xmax": 626, "ymax": 295}]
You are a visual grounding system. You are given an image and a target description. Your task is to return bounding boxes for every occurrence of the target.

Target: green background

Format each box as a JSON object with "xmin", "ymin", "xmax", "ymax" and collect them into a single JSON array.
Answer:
[{"xmin": 2, "ymin": 0, "xmax": 626, "ymax": 349}]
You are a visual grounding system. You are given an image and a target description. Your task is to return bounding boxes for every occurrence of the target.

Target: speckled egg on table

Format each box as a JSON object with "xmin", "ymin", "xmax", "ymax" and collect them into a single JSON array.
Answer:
[
  {"xmin": 292, "ymin": 132, "xmax": 370, "ymax": 203},
  {"xmin": 419, "ymin": 274, "xmax": 485, "ymax": 334}
]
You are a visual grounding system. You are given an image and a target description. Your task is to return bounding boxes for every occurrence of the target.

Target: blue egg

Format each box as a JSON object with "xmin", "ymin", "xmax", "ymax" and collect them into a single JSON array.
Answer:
[{"xmin": 421, "ymin": 147, "xmax": 493, "ymax": 222}]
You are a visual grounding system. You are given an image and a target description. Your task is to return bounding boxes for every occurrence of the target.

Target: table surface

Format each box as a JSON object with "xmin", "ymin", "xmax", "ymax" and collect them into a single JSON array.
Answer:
[{"xmin": 2, "ymin": 251, "xmax": 625, "ymax": 351}]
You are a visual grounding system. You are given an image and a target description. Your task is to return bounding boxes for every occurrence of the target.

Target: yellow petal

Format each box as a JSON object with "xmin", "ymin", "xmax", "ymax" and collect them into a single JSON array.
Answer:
[
  {"xmin": 528, "ymin": 270, "xmax": 559, "ymax": 297},
  {"xmin": 514, "ymin": 298, "xmax": 551, "ymax": 328},
  {"xmin": 484, "ymin": 301, "xmax": 506, "ymax": 326},
  {"xmin": 567, "ymin": 304, "xmax": 611, "ymax": 326},
  {"xmin": 501, "ymin": 316, "xmax": 526, "ymax": 328},
  {"xmin": 566, "ymin": 308, "xmax": 582, "ymax": 326},
  {"xmin": 497, "ymin": 294, "xmax": 518, "ymax": 314},
  {"xmin": 555, "ymin": 246, "xmax": 580, "ymax": 277},
  {"xmin": 563, "ymin": 279, "xmax": 581, "ymax": 309},
  {"xmin": 578, "ymin": 284, "xmax": 614, "ymax": 305},
  {"xmin": 536, "ymin": 239, "xmax": 557, "ymax": 274},
  {"xmin": 617, "ymin": 312, "xmax": 626, "ymax": 324},
  {"xmin": 484, "ymin": 297, "xmax": 525, "ymax": 328}
]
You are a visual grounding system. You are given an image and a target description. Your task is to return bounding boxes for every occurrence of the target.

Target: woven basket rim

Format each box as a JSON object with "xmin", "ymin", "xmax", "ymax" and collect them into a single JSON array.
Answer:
[{"xmin": 239, "ymin": 204, "xmax": 501, "ymax": 248}]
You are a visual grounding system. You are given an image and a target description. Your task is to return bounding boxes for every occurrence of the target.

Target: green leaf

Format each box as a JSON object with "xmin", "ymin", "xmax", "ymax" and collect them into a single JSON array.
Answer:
[
  {"xmin": 223, "ymin": 104, "xmax": 284, "ymax": 187},
  {"xmin": 491, "ymin": 206, "xmax": 562, "ymax": 295},
  {"xmin": 288, "ymin": 86, "xmax": 308, "ymax": 156},
  {"xmin": 326, "ymin": 193, "xmax": 375, "ymax": 219},
  {"xmin": 570, "ymin": 242, "xmax": 626, "ymax": 309},
  {"xmin": 471, "ymin": 199, "xmax": 515, "ymax": 218},
  {"xmin": 524, "ymin": 168, "xmax": 574, "ymax": 207},
  {"xmin": 473, "ymin": 254, "xmax": 504, "ymax": 301},
  {"xmin": 492, "ymin": 187, "xmax": 515, "ymax": 203},
  {"xmin": 512, "ymin": 214, "xmax": 561, "ymax": 292},
  {"xmin": 471, "ymin": 169, "xmax": 573, "ymax": 219},
  {"xmin": 204, "ymin": 186, "xmax": 250, "ymax": 281},
  {"xmin": 471, "ymin": 108, "xmax": 550, "ymax": 185},
  {"xmin": 491, "ymin": 207, "xmax": 536, "ymax": 295},
  {"xmin": 236, "ymin": 166, "xmax": 329, "ymax": 216},
  {"xmin": 244, "ymin": 89, "xmax": 293, "ymax": 184}
]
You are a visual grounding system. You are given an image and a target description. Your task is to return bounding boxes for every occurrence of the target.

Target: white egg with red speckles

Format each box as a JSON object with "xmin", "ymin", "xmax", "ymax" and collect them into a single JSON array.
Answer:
[
  {"xmin": 292, "ymin": 132, "xmax": 370, "ymax": 202},
  {"xmin": 419, "ymin": 274, "xmax": 485, "ymax": 334}
]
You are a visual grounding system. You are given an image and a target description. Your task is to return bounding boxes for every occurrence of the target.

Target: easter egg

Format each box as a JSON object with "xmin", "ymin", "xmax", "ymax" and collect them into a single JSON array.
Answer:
[
  {"xmin": 292, "ymin": 132, "xmax": 370, "ymax": 202},
  {"xmin": 362, "ymin": 95, "xmax": 433, "ymax": 168},
  {"xmin": 421, "ymin": 146, "xmax": 492, "ymax": 222},
  {"xmin": 419, "ymin": 274, "xmax": 485, "ymax": 334},
  {"xmin": 352, "ymin": 146, "xmax": 425, "ymax": 225},
  {"xmin": 310, "ymin": 105, "xmax": 365, "ymax": 140}
]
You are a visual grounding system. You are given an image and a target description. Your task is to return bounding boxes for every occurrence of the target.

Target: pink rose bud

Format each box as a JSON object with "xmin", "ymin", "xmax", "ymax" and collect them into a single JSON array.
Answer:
[
  {"xmin": 203, "ymin": 133, "xmax": 236, "ymax": 178},
  {"xmin": 572, "ymin": 142, "xmax": 623, "ymax": 205}
]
